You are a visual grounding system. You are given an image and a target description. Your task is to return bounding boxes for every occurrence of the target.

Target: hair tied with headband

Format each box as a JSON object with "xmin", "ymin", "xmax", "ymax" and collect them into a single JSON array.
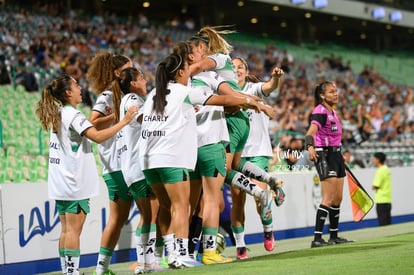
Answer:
[
  {"xmin": 190, "ymin": 35, "xmax": 209, "ymax": 44},
  {"xmin": 169, "ymin": 54, "xmax": 183, "ymax": 75},
  {"xmin": 235, "ymin": 57, "xmax": 249, "ymax": 69}
]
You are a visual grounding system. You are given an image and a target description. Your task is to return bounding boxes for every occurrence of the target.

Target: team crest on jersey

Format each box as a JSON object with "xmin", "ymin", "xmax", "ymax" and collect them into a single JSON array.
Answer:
[{"xmin": 105, "ymin": 106, "xmax": 112, "ymax": 113}]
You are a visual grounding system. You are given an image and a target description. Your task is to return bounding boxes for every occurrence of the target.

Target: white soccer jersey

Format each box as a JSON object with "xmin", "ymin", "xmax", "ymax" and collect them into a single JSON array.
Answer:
[
  {"xmin": 208, "ymin": 53, "xmax": 240, "ymax": 90},
  {"xmin": 191, "ymin": 71, "xmax": 230, "ymax": 147},
  {"xmin": 138, "ymin": 83, "xmax": 197, "ymax": 170},
  {"xmin": 48, "ymin": 105, "xmax": 100, "ymax": 200},
  {"xmin": 117, "ymin": 93, "xmax": 146, "ymax": 186},
  {"xmin": 92, "ymin": 91, "xmax": 120, "ymax": 174},
  {"xmin": 241, "ymin": 82, "xmax": 273, "ymax": 158}
]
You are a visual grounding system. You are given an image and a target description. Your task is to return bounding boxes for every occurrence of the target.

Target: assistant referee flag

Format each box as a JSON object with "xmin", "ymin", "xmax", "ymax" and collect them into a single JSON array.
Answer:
[{"xmin": 345, "ymin": 165, "xmax": 374, "ymax": 222}]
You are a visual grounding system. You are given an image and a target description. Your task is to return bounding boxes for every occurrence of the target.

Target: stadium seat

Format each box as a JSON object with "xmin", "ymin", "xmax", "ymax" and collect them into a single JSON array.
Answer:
[
  {"xmin": 37, "ymin": 166, "xmax": 48, "ymax": 182},
  {"xmin": 35, "ymin": 155, "xmax": 48, "ymax": 167},
  {"xmin": 0, "ymin": 169, "xmax": 6, "ymax": 184},
  {"xmin": 25, "ymin": 166, "xmax": 45, "ymax": 183},
  {"xmin": 22, "ymin": 137, "xmax": 38, "ymax": 155},
  {"xmin": 21, "ymin": 154, "xmax": 33, "ymax": 167},
  {"xmin": 21, "ymin": 167, "xmax": 31, "ymax": 182},
  {"xmin": 7, "ymin": 155, "xmax": 22, "ymax": 168},
  {"xmin": 6, "ymin": 167, "xmax": 24, "ymax": 183}
]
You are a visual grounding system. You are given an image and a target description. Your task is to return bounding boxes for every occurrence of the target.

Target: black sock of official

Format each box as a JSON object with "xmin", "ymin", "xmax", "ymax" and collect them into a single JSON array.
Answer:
[
  {"xmin": 314, "ymin": 204, "xmax": 330, "ymax": 240},
  {"xmin": 329, "ymin": 205, "xmax": 340, "ymax": 239},
  {"xmin": 188, "ymin": 215, "xmax": 203, "ymax": 256}
]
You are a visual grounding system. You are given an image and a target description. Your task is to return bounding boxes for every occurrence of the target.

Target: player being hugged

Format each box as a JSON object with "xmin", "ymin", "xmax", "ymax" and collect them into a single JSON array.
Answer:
[{"xmin": 138, "ymin": 54, "xmax": 197, "ymax": 269}]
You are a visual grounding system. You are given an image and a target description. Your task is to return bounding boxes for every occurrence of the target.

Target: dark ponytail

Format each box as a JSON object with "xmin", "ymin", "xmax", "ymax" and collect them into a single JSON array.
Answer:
[
  {"xmin": 153, "ymin": 54, "xmax": 183, "ymax": 115},
  {"xmin": 314, "ymin": 81, "xmax": 334, "ymax": 107}
]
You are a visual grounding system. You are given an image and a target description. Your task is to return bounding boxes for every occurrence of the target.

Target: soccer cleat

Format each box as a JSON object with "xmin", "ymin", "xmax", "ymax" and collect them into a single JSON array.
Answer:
[
  {"xmin": 216, "ymin": 232, "xmax": 227, "ymax": 254},
  {"xmin": 196, "ymin": 252, "xmax": 203, "ymax": 262},
  {"xmin": 268, "ymin": 177, "xmax": 285, "ymax": 206},
  {"xmin": 328, "ymin": 237, "xmax": 354, "ymax": 245},
  {"xmin": 264, "ymin": 231, "xmax": 275, "ymax": 251},
  {"xmin": 236, "ymin": 247, "xmax": 248, "ymax": 260},
  {"xmin": 311, "ymin": 238, "xmax": 329, "ymax": 248},
  {"xmin": 179, "ymin": 255, "xmax": 203, "ymax": 267},
  {"xmin": 160, "ymin": 256, "xmax": 169, "ymax": 269},
  {"xmin": 134, "ymin": 265, "xmax": 146, "ymax": 275},
  {"xmin": 260, "ymin": 190, "xmax": 273, "ymax": 221},
  {"xmin": 268, "ymin": 176, "xmax": 283, "ymax": 189},
  {"xmin": 202, "ymin": 250, "xmax": 233, "ymax": 265},
  {"xmin": 167, "ymin": 254, "xmax": 184, "ymax": 269},
  {"xmin": 274, "ymin": 187, "xmax": 286, "ymax": 206},
  {"xmin": 93, "ymin": 270, "xmax": 116, "ymax": 275}
]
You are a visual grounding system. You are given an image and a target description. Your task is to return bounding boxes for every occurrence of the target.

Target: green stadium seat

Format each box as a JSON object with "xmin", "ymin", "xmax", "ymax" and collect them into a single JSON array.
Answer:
[
  {"xmin": 35, "ymin": 155, "xmax": 48, "ymax": 167},
  {"xmin": 21, "ymin": 154, "xmax": 33, "ymax": 167},
  {"xmin": 21, "ymin": 167, "xmax": 31, "ymax": 182},
  {"xmin": 37, "ymin": 166, "xmax": 48, "ymax": 182},
  {"xmin": 7, "ymin": 155, "xmax": 22, "ymax": 168},
  {"xmin": 4, "ymin": 145, "xmax": 17, "ymax": 157},
  {"xmin": 21, "ymin": 137, "xmax": 37, "ymax": 155},
  {"xmin": 28, "ymin": 169, "xmax": 41, "ymax": 182},
  {"xmin": 0, "ymin": 156, "xmax": 7, "ymax": 169},
  {"xmin": 0, "ymin": 169, "xmax": 6, "ymax": 183},
  {"xmin": 6, "ymin": 167, "xmax": 24, "ymax": 183}
]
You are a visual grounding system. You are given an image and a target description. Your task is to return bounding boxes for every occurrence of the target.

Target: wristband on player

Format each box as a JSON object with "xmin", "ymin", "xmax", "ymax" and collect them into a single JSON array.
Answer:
[{"xmin": 305, "ymin": 135, "xmax": 314, "ymax": 150}]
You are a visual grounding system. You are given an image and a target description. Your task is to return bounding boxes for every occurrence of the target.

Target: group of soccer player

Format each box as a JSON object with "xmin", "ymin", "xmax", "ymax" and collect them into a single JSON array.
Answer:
[{"xmin": 37, "ymin": 26, "xmax": 286, "ymax": 275}]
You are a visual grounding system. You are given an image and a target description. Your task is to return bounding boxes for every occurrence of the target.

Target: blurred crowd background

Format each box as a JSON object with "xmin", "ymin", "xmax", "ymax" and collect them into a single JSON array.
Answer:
[{"xmin": 1, "ymin": 1, "xmax": 414, "ymax": 183}]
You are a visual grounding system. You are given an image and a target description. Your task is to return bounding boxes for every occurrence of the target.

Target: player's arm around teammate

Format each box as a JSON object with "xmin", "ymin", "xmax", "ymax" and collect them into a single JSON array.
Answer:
[
  {"xmin": 138, "ymin": 54, "xmax": 199, "ymax": 268},
  {"xmin": 85, "ymin": 52, "xmax": 137, "ymax": 275},
  {"xmin": 233, "ymin": 56, "xmax": 285, "ymax": 253},
  {"xmin": 36, "ymin": 74, "xmax": 136, "ymax": 275},
  {"xmin": 187, "ymin": 28, "xmax": 279, "ymax": 260},
  {"xmin": 114, "ymin": 67, "xmax": 162, "ymax": 273}
]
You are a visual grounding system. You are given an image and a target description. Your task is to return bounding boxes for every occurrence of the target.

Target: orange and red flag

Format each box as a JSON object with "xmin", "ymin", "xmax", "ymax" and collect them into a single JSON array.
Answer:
[{"xmin": 345, "ymin": 165, "xmax": 374, "ymax": 222}]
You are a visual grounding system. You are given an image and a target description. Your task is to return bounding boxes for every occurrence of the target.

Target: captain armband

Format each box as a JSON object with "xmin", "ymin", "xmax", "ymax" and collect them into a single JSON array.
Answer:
[{"xmin": 305, "ymin": 135, "xmax": 314, "ymax": 150}]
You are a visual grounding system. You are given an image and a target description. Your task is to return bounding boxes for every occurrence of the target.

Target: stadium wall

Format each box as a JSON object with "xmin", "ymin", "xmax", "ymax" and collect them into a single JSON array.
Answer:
[{"xmin": 0, "ymin": 167, "xmax": 413, "ymax": 274}]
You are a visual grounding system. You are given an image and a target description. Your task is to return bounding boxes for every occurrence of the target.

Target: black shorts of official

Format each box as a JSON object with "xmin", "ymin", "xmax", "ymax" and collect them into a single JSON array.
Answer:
[{"xmin": 314, "ymin": 147, "xmax": 346, "ymax": 181}]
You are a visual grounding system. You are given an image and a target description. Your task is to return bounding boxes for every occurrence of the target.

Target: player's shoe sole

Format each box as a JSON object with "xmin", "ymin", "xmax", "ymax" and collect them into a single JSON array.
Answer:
[{"xmin": 268, "ymin": 177, "xmax": 285, "ymax": 206}]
